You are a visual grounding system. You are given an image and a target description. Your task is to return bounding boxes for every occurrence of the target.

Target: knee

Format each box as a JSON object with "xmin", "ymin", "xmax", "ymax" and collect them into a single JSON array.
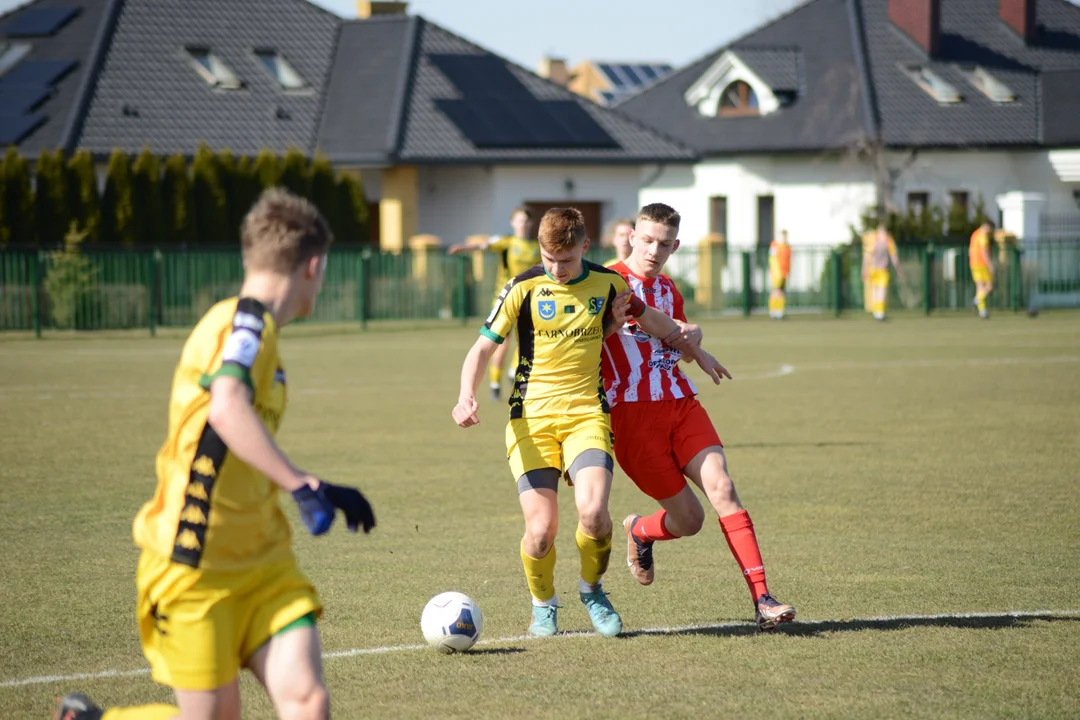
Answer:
[
  {"xmin": 523, "ymin": 522, "xmax": 556, "ymax": 556},
  {"xmin": 577, "ymin": 504, "xmax": 610, "ymax": 537},
  {"xmin": 297, "ymin": 683, "xmax": 330, "ymax": 720},
  {"xmin": 667, "ymin": 503, "xmax": 705, "ymax": 537}
]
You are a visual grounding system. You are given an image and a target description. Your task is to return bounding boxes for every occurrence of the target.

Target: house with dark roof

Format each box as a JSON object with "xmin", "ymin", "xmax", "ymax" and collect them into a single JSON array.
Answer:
[
  {"xmin": 618, "ymin": 0, "xmax": 1080, "ymax": 250},
  {"xmin": 0, "ymin": 0, "xmax": 695, "ymax": 250}
]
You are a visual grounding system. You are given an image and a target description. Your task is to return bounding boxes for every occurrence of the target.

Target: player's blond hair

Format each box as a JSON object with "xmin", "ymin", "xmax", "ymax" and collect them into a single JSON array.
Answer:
[
  {"xmin": 241, "ymin": 188, "xmax": 333, "ymax": 274},
  {"xmin": 511, "ymin": 207, "xmax": 534, "ymax": 221},
  {"xmin": 538, "ymin": 207, "xmax": 587, "ymax": 252},
  {"xmin": 638, "ymin": 203, "xmax": 681, "ymax": 230}
]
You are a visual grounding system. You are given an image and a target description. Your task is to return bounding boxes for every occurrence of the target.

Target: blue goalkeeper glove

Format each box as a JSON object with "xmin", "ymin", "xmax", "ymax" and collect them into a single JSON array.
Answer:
[{"xmin": 292, "ymin": 483, "xmax": 377, "ymax": 536}]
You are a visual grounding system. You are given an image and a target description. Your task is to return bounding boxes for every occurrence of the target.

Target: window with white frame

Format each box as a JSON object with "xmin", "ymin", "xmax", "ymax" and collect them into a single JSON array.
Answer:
[
  {"xmin": 185, "ymin": 47, "xmax": 243, "ymax": 89},
  {"xmin": 254, "ymin": 49, "xmax": 307, "ymax": 90}
]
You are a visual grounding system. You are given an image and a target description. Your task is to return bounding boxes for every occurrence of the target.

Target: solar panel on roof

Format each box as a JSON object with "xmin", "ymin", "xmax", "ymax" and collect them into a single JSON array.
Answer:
[
  {"xmin": 637, "ymin": 65, "xmax": 658, "ymax": 82},
  {"xmin": 598, "ymin": 63, "xmax": 625, "ymax": 88},
  {"xmin": 2, "ymin": 6, "xmax": 79, "ymax": 38},
  {"xmin": 598, "ymin": 90, "xmax": 616, "ymax": 105},
  {"xmin": 429, "ymin": 54, "xmax": 531, "ymax": 101},
  {"xmin": 0, "ymin": 85, "xmax": 51, "ymax": 115},
  {"xmin": 432, "ymin": 54, "xmax": 620, "ymax": 150},
  {"xmin": 619, "ymin": 65, "xmax": 643, "ymax": 86},
  {"xmin": 1, "ymin": 59, "xmax": 77, "ymax": 87},
  {"xmin": 0, "ymin": 112, "xmax": 45, "ymax": 145}
]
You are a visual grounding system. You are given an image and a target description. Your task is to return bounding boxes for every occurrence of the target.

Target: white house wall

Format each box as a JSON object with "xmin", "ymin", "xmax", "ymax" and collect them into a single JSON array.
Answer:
[
  {"xmin": 416, "ymin": 165, "xmax": 494, "ymax": 244},
  {"xmin": 491, "ymin": 165, "xmax": 642, "ymax": 237},
  {"xmin": 639, "ymin": 157, "xmax": 875, "ymax": 250},
  {"xmin": 891, "ymin": 150, "xmax": 1079, "ymax": 217}
]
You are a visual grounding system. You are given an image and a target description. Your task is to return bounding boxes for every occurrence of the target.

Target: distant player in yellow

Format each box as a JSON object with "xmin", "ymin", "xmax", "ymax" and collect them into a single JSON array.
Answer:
[
  {"xmin": 452, "ymin": 208, "xmax": 725, "ymax": 639},
  {"xmin": 602, "ymin": 217, "xmax": 634, "ymax": 267},
  {"xmin": 57, "ymin": 190, "xmax": 376, "ymax": 720},
  {"xmin": 862, "ymin": 225, "xmax": 904, "ymax": 321},
  {"xmin": 768, "ymin": 230, "xmax": 792, "ymax": 319},
  {"xmin": 970, "ymin": 220, "xmax": 995, "ymax": 319},
  {"xmin": 448, "ymin": 208, "xmax": 539, "ymax": 400}
]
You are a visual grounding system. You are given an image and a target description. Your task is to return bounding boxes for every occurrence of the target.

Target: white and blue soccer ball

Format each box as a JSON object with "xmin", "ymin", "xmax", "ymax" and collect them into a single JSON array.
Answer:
[{"xmin": 420, "ymin": 591, "xmax": 483, "ymax": 653}]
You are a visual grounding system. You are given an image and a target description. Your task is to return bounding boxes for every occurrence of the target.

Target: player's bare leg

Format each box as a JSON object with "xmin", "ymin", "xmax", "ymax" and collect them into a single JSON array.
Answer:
[
  {"xmin": 519, "ymin": 485, "xmax": 560, "ymax": 635},
  {"xmin": 573, "ymin": 462, "xmax": 622, "ymax": 637},
  {"xmin": 172, "ymin": 679, "xmax": 242, "ymax": 720},
  {"xmin": 684, "ymin": 446, "xmax": 795, "ymax": 631},
  {"xmin": 247, "ymin": 624, "xmax": 329, "ymax": 720}
]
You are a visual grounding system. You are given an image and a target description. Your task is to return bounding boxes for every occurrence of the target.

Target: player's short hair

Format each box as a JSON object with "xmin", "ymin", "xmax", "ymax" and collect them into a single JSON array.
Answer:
[
  {"xmin": 511, "ymin": 207, "xmax": 534, "ymax": 221},
  {"xmin": 538, "ymin": 207, "xmax": 587, "ymax": 251},
  {"xmin": 241, "ymin": 188, "xmax": 333, "ymax": 274},
  {"xmin": 637, "ymin": 203, "xmax": 681, "ymax": 230},
  {"xmin": 614, "ymin": 217, "xmax": 635, "ymax": 230},
  {"xmin": 982, "ymin": 219, "xmax": 996, "ymax": 230}
]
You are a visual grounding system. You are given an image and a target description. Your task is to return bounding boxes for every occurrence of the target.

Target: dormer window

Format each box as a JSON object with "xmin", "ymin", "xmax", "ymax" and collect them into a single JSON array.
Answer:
[
  {"xmin": 903, "ymin": 65, "xmax": 961, "ymax": 103},
  {"xmin": 185, "ymin": 47, "xmax": 243, "ymax": 89},
  {"xmin": 719, "ymin": 80, "xmax": 759, "ymax": 117},
  {"xmin": 254, "ymin": 49, "xmax": 307, "ymax": 90},
  {"xmin": 965, "ymin": 67, "xmax": 1015, "ymax": 103}
]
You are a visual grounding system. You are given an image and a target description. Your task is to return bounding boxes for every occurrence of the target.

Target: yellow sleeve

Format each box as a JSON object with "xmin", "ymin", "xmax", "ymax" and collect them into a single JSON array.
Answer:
[
  {"xmin": 488, "ymin": 236, "xmax": 511, "ymax": 253},
  {"xmin": 199, "ymin": 300, "xmax": 276, "ymax": 395},
  {"xmin": 481, "ymin": 278, "xmax": 526, "ymax": 343}
]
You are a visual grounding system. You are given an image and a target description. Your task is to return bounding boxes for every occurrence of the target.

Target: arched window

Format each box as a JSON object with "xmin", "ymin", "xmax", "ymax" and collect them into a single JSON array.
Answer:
[{"xmin": 718, "ymin": 80, "xmax": 759, "ymax": 117}]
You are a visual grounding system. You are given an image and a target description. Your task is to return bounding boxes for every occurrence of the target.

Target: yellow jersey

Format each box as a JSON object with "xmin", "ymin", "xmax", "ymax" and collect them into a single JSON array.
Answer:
[
  {"xmin": 769, "ymin": 241, "xmax": 791, "ymax": 277},
  {"xmin": 482, "ymin": 262, "xmax": 640, "ymax": 419},
  {"xmin": 489, "ymin": 235, "xmax": 541, "ymax": 285},
  {"xmin": 133, "ymin": 297, "xmax": 292, "ymax": 571},
  {"xmin": 969, "ymin": 228, "xmax": 991, "ymax": 269}
]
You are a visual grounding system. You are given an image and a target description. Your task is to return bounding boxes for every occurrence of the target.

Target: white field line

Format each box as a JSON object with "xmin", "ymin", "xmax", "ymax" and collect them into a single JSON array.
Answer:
[{"xmin": 2, "ymin": 609, "xmax": 1077, "ymax": 689}]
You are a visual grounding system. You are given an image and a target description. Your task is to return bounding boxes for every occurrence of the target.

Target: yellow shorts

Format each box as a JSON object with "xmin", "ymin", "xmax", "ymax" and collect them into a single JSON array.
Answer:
[
  {"xmin": 869, "ymin": 269, "xmax": 890, "ymax": 289},
  {"xmin": 136, "ymin": 550, "xmax": 321, "ymax": 691},
  {"xmin": 971, "ymin": 267, "xmax": 992, "ymax": 284},
  {"xmin": 506, "ymin": 413, "xmax": 613, "ymax": 482}
]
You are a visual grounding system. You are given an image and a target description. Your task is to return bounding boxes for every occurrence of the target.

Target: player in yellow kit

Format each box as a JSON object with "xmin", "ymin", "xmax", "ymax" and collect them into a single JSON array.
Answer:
[
  {"xmin": 57, "ymin": 190, "xmax": 376, "ymax": 720},
  {"xmin": 862, "ymin": 225, "xmax": 904, "ymax": 321},
  {"xmin": 452, "ymin": 208, "xmax": 725, "ymax": 639},
  {"xmin": 449, "ymin": 208, "xmax": 539, "ymax": 399},
  {"xmin": 768, "ymin": 230, "xmax": 792, "ymax": 319},
  {"xmin": 969, "ymin": 220, "xmax": 995, "ymax": 319}
]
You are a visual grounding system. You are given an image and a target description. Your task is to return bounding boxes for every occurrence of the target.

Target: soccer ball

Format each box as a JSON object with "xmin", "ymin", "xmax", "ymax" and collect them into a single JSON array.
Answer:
[{"xmin": 420, "ymin": 591, "xmax": 483, "ymax": 653}]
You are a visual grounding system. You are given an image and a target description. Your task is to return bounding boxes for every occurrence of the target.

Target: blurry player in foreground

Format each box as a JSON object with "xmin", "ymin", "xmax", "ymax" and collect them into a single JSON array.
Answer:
[
  {"xmin": 57, "ymin": 189, "xmax": 376, "ymax": 720},
  {"xmin": 449, "ymin": 208, "xmax": 539, "ymax": 400},
  {"xmin": 602, "ymin": 202, "xmax": 795, "ymax": 631},
  {"xmin": 452, "ymin": 208, "xmax": 726, "ymax": 639}
]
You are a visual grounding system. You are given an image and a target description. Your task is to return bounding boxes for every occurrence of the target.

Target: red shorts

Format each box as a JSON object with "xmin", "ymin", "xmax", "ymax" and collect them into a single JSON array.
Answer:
[{"xmin": 610, "ymin": 396, "xmax": 722, "ymax": 501}]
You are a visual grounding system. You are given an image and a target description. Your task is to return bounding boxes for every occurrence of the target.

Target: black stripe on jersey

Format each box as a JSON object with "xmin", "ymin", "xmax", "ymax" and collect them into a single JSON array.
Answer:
[
  {"xmin": 597, "ymin": 283, "xmax": 619, "ymax": 414},
  {"xmin": 509, "ymin": 289, "xmax": 534, "ymax": 420},
  {"xmin": 170, "ymin": 424, "xmax": 228, "ymax": 568},
  {"xmin": 485, "ymin": 264, "xmax": 547, "ymax": 333},
  {"xmin": 588, "ymin": 260, "xmax": 620, "ymax": 275}
]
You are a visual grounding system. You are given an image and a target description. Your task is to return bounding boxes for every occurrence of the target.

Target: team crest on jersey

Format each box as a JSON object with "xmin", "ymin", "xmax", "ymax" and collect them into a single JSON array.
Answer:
[
  {"xmin": 632, "ymin": 327, "xmax": 651, "ymax": 343},
  {"xmin": 587, "ymin": 297, "xmax": 605, "ymax": 315},
  {"xmin": 538, "ymin": 300, "xmax": 556, "ymax": 320}
]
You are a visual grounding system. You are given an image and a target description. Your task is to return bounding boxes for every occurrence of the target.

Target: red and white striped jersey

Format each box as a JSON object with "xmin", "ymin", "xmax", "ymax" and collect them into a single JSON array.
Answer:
[{"xmin": 601, "ymin": 262, "xmax": 697, "ymax": 406}]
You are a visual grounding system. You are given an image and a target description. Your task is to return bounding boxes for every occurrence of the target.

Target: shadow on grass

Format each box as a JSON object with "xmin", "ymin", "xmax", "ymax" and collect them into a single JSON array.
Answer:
[
  {"xmin": 461, "ymin": 647, "xmax": 527, "ymax": 655},
  {"xmin": 623, "ymin": 612, "xmax": 1080, "ymax": 640}
]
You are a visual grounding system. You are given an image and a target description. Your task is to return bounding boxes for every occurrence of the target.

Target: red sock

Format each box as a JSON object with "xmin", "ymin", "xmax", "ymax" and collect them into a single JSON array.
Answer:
[
  {"xmin": 632, "ymin": 510, "xmax": 678, "ymax": 542},
  {"xmin": 719, "ymin": 509, "xmax": 769, "ymax": 602}
]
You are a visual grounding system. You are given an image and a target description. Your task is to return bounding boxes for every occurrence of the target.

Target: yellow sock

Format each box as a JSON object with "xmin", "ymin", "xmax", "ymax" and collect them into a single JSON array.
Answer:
[
  {"xmin": 520, "ymin": 541, "xmax": 556, "ymax": 602},
  {"xmin": 489, "ymin": 365, "xmax": 502, "ymax": 386},
  {"xmin": 871, "ymin": 300, "xmax": 886, "ymax": 316},
  {"xmin": 777, "ymin": 295, "xmax": 786, "ymax": 315},
  {"xmin": 103, "ymin": 706, "xmax": 180, "ymax": 720},
  {"xmin": 575, "ymin": 526, "xmax": 611, "ymax": 587},
  {"xmin": 976, "ymin": 291, "xmax": 987, "ymax": 312}
]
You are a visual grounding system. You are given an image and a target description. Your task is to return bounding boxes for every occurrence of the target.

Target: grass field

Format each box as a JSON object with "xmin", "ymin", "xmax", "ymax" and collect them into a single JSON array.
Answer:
[{"xmin": 1, "ymin": 311, "xmax": 1079, "ymax": 719}]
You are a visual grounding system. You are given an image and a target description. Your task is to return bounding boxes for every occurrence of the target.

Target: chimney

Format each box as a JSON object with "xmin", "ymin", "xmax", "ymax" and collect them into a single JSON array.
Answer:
[
  {"xmin": 1000, "ymin": 0, "xmax": 1037, "ymax": 43},
  {"xmin": 888, "ymin": 0, "xmax": 941, "ymax": 56},
  {"xmin": 537, "ymin": 57, "xmax": 569, "ymax": 86},
  {"xmin": 357, "ymin": 1, "xmax": 408, "ymax": 18}
]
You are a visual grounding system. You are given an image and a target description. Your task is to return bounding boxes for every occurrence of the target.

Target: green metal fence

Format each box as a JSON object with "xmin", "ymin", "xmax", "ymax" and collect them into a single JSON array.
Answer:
[{"xmin": 2, "ymin": 239, "xmax": 1079, "ymax": 335}]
